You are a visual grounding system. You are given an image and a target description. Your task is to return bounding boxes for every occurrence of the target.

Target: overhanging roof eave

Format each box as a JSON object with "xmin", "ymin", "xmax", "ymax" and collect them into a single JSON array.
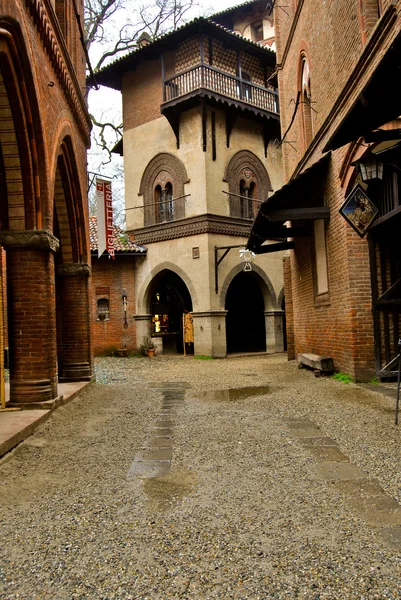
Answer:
[
  {"xmin": 247, "ymin": 152, "xmax": 331, "ymax": 251},
  {"xmin": 94, "ymin": 18, "xmax": 276, "ymax": 89}
]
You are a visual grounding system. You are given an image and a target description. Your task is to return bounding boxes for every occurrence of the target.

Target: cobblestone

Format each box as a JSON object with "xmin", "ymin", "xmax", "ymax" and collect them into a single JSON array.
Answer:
[{"xmin": 1, "ymin": 354, "xmax": 401, "ymax": 599}]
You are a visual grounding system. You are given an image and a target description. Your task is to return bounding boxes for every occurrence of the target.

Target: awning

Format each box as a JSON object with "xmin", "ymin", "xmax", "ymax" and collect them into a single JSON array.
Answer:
[
  {"xmin": 323, "ymin": 28, "xmax": 401, "ymax": 152},
  {"xmin": 247, "ymin": 152, "xmax": 331, "ymax": 253}
]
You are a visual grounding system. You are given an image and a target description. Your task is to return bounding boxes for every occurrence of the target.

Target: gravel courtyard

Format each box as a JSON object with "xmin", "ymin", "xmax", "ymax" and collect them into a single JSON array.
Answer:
[{"xmin": 1, "ymin": 354, "xmax": 401, "ymax": 599}]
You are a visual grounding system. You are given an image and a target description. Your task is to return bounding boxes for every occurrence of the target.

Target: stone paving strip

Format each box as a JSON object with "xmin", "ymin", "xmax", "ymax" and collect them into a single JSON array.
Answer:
[
  {"xmin": 127, "ymin": 382, "xmax": 188, "ymax": 479},
  {"xmin": 286, "ymin": 417, "xmax": 401, "ymax": 549}
]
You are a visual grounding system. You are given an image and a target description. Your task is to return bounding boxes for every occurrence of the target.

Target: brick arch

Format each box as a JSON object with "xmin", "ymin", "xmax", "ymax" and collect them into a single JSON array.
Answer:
[
  {"xmin": 219, "ymin": 262, "xmax": 276, "ymax": 310},
  {"xmin": 138, "ymin": 261, "xmax": 198, "ymax": 314},
  {"xmin": 0, "ymin": 21, "xmax": 45, "ymax": 230},
  {"xmin": 139, "ymin": 153, "xmax": 190, "ymax": 225},
  {"xmin": 53, "ymin": 136, "xmax": 88, "ymax": 264},
  {"xmin": 224, "ymin": 150, "xmax": 272, "ymax": 216}
]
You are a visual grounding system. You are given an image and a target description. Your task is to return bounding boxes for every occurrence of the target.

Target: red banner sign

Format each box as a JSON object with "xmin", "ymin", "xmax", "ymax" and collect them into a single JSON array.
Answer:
[{"xmin": 96, "ymin": 179, "xmax": 115, "ymax": 259}]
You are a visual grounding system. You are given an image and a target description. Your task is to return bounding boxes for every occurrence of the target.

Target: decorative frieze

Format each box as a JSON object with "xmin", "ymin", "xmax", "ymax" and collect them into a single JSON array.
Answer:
[
  {"xmin": 0, "ymin": 229, "xmax": 60, "ymax": 252},
  {"xmin": 132, "ymin": 214, "xmax": 252, "ymax": 245}
]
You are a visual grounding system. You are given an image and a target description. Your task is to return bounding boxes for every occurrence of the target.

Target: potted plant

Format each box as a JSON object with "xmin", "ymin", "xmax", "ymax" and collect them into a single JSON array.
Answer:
[{"xmin": 141, "ymin": 336, "xmax": 156, "ymax": 357}]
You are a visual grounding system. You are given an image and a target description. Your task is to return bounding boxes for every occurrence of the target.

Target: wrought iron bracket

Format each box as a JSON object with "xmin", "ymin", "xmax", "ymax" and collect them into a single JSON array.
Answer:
[{"xmin": 214, "ymin": 244, "xmax": 245, "ymax": 294}]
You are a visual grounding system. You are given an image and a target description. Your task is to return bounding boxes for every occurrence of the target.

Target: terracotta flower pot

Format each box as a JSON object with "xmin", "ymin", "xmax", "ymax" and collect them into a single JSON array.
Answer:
[{"xmin": 147, "ymin": 348, "xmax": 155, "ymax": 357}]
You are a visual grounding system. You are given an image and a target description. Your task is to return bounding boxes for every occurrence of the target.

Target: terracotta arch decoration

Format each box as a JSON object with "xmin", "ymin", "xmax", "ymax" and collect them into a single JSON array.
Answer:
[
  {"xmin": 0, "ymin": 26, "xmax": 42, "ymax": 230},
  {"xmin": 224, "ymin": 150, "xmax": 272, "ymax": 217},
  {"xmin": 54, "ymin": 138, "xmax": 87, "ymax": 264},
  {"xmin": 139, "ymin": 153, "xmax": 190, "ymax": 226}
]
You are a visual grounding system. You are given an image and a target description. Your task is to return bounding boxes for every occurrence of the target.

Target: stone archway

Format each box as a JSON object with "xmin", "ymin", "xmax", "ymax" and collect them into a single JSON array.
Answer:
[
  {"xmin": 145, "ymin": 269, "xmax": 193, "ymax": 355},
  {"xmin": 225, "ymin": 271, "xmax": 266, "ymax": 353}
]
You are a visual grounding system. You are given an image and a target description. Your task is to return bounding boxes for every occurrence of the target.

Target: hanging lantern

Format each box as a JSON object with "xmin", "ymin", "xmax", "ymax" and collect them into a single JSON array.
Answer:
[
  {"xmin": 358, "ymin": 156, "xmax": 384, "ymax": 181},
  {"xmin": 239, "ymin": 248, "xmax": 256, "ymax": 272}
]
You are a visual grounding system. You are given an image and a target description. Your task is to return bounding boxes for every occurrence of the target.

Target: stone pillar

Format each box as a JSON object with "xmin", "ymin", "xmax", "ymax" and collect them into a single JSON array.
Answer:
[
  {"xmin": 265, "ymin": 310, "xmax": 285, "ymax": 354},
  {"xmin": 192, "ymin": 310, "xmax": 228, "ymax": 357},
  {"xmin": 57, "ymin": 263, "xmax": 93, "ymax": 381},
  {"xmin": 283, "ymin": 254, "xmax": 295, "ymax": 360},
  {"xmin": 0, "ymin": 230, "xmax": 59, "ymax": 403},
  {"xmin": 134, "ymin": 314, "xmax": 152, "ymax": 351}
]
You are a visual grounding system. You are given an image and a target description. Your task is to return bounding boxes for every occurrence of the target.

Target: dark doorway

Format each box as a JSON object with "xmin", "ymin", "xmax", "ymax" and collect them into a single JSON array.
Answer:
[
  {"xmin": 149, "ymin": 270, "xmax": 192, "ymax": 354},
  {"xmin": 225, "ymin": 272, "xmax": 266, "ymax": 353}
]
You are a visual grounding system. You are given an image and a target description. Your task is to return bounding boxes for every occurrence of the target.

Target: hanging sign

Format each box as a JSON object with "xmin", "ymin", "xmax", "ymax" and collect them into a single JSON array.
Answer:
[
  {"xmin": 96, "ymin": 179, "xmax": 115, "ymax": 259},
  {"xmin": 339, "ymin": 184, "xmax": 378, "ymax": 238}
]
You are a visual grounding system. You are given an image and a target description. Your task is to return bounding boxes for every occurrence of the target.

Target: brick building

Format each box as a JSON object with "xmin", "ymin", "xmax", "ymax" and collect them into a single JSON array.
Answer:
[
  {"xmin": 94, "ymin": 0, "xmax": 287, "ymax": 357},
  {"xmin": 0, "ymin": 0, "xmax": 93, "ymax": 403},
  {"xmin": 247, "ymin": 0, "xmax": 401, "ymax": 380},
  {"xmin": 89, "ymin": 216, "xmax": 146, "ymax": 355}
]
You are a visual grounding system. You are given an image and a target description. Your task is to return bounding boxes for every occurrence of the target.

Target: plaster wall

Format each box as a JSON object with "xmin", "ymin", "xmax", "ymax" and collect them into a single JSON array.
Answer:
[
  {"xmin": 134, "ymin": 231, "xmax": 284, "ymax": 315},
  {"xmin": 202, "ymin": 109, "xmax": 283, "ymax": 216},
  {"xmin": 124, "ymin": 110, "xmax": 209, "ymax": 231}
]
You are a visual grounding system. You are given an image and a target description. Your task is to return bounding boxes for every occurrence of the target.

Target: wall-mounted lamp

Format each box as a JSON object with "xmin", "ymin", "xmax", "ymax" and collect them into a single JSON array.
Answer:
[
  {"xmin": 358, "ymin": 156, "xmax": 384, "ymax": 182},
  {"xmin": 122, "ymin": 288, "xmax": 128, "ymax": 329}
]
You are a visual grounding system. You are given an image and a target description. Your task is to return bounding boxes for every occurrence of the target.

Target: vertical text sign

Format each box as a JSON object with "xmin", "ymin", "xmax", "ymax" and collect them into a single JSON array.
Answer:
[{"xmin": 96, "ymin": 179, "xmax": 115, "ymax": 259}]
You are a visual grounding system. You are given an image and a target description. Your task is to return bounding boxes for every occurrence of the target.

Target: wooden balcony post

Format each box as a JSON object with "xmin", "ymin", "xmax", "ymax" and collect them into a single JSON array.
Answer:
[
  {"xmin": 200, "ymin": 35, "xmax": 205, "ymax": 88},
  {"xmin": 161, "ymin": 52, "xmax": 166, "ymax": 102},
  {"xmin": 237, "ymin": 50, "xmax": 243, "ymax": 101}
]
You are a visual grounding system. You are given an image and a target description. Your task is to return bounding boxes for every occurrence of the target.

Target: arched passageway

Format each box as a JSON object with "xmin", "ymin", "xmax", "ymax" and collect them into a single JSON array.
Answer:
[
  {"xmin": 149, "ymin": 270, "xmax": 193, "ymax": 354},
  {"xmin": 225, "ymin": 272, "xmax": 266, "ymax": 353},
  {"xmin": 53, "ymin": 141, "xmax": 92, "ymax": 382}
]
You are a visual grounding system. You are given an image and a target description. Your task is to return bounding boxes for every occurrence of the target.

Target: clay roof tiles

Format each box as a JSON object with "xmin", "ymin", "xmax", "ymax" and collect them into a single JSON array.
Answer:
[{"xmin": 89, "ymin": 216, "xmax": 146, "ymax": 255}]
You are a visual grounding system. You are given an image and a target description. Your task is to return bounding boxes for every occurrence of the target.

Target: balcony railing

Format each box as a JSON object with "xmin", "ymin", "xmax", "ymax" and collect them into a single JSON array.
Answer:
[{"xmin": 163, "ymin": 64, "xmax": 279, "ymax": 115}]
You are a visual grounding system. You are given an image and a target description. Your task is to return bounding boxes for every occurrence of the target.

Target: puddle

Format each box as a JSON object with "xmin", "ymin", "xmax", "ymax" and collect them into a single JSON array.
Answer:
[
  {"xmin": 334, "ymin": 388, "xmax": 394, "ymax": 415},
  {"xmin": 142, "ymin": 469, "xmax": 196, "ymax": 512},
  {"xmin": 127, "ymin": 382, "xmax": 189, "ymax": 480},
  {"xmin": 193, "ymin": 385, "xmax": 270, "ymax": 402}
]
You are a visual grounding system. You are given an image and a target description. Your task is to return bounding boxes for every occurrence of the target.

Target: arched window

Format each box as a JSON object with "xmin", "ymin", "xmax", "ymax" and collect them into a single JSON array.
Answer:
[
  {"xmin": 165, "ymin": 181, "xmax": 174, "ymax": 221},
  {"xmin": 140, "ymin": 154, "xmax": 189, "ymax": 226},
  {"xmin": 239, "ymin": 172, "xmax": 259, "ymax": 219},
  {"xmin": 300, "ymin": 57, "xmax": 313, "ymax": 149},
  {"xmin": 154, "ymin": 181, "xmax": 174, "ymax": 224},
  {"xmin": 224, "ymin": 151, "xmax": 272, "ymax": 220}
]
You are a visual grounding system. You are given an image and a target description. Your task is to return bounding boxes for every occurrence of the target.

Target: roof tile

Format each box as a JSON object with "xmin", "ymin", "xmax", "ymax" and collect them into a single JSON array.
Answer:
[{"xmin": 89, "ymin": 216, "xmax": 146, "ymax": 254}]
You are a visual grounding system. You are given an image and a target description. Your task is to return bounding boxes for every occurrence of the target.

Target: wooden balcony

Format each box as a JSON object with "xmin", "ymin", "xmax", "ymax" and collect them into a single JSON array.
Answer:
[{"xmin": 162, "ymin": 64, "xmax": 279, "ymax": 117}]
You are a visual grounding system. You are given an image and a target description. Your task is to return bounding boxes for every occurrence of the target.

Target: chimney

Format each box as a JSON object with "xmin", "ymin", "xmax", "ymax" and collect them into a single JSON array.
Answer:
[{"xmin": 137, "ymin": 32, "xmax": 152, "ymax": 48}]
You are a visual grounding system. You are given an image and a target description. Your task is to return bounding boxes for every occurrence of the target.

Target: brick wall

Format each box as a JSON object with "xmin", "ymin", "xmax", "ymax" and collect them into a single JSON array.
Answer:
[
  {"xmin": 0, "ymin": 0, "xmax": 92, "ymax": 401},
  {"xmin": 273, "ymin": 0, "xmax": 396, "ymax": 380},
  {"xmin": 91, "ymin": 257, "xmax": 138, "ymax": 355}
]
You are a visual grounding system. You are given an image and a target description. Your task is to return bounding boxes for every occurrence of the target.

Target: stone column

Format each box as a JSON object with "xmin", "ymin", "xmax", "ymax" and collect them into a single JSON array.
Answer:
[
  {"xmin": 57, "ymin": 263, "xmax": 93, "ymax": 381},
  {"xmin": 265, "ymin": 310, "xmax": 285, "ymax": 353},
  {"xmin": 0, "ymin": 230, "xmax": 59, "ymax": 403},
  {"xmin": 134, "ymin": 314, "xmax": 152, "ymax": 351},
  {"xmin": 192, "ymin": 310, "xmax": 228, "ymax": 357}
]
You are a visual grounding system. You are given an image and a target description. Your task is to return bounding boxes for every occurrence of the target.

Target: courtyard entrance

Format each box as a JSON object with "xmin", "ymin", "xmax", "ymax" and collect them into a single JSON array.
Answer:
[
  {"xmin": 225, "ymin": 271, "xmax": 266, "ymax": 353},
  {"xmin": 149, "ymin": 269, "xmax": 193, "ymax": 354}
]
